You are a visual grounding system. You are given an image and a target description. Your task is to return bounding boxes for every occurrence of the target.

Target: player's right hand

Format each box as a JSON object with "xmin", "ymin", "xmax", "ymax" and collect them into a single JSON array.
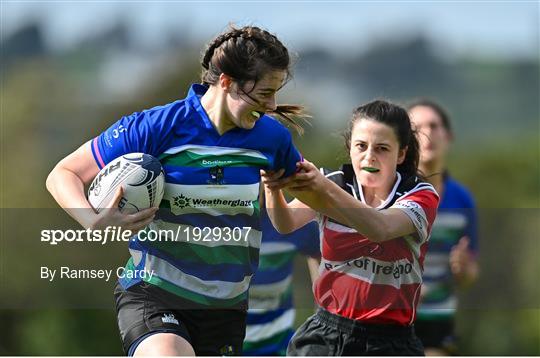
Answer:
[
  {"xmin": 89, "ymin": 187, "xmax": 158, "ymax": 232},
  {"xmin": 260, "ymin": 168, "xmax": 289, "ymax": 190}
]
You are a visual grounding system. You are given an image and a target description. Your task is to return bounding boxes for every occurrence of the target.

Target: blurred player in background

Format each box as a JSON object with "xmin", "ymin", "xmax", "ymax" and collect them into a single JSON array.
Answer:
[
  {"xmin": 243, "ymin": 208, "xmax": 320, "ymax": 355},
  {"xmin": 408, "ymin": 99, "xmax": 479, "ymax": 355}
]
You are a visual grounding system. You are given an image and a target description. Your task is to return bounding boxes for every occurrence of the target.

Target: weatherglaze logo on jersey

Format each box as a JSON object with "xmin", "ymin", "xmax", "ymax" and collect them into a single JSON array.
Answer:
[
  {"xmin": 172, "ymin": 194, "xmax": 252, "ymax": 210},
  {"xmin": 173, "ymin": 194, "xmax": 192, "ymax": 209}
]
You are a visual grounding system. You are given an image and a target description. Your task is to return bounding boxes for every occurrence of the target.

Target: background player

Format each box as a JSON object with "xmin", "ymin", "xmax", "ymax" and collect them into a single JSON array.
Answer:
[
  {"xmin": 244, "ymin": 209, "xmax": 320, "ymax": 355},
  {"xmin": 408, "ymin": 99, "xmax": 479, "ymax": 355}
]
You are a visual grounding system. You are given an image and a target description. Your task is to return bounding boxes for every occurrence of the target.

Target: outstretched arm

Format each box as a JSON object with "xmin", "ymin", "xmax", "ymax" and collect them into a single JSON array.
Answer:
[
  {"xmin": 261, "ymin": 168, "xmax": 317, "ymax": 234},
  {"xmin": 278, "ymin": 161, "xmax": 421, "ymax": 243}
]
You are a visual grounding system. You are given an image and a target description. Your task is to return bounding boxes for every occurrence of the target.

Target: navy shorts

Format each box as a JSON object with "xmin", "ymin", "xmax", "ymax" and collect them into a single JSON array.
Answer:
[
  {"xmin": 114, "ymin": 282, "xmax": 247, "ymax": 356},
  {"xmin": 415, "ymin": 318, "xmax": 457, "ymax": 353},
  {"xmin": 288, "ymin": 309, "xmax": 424, "ymax": 356}
]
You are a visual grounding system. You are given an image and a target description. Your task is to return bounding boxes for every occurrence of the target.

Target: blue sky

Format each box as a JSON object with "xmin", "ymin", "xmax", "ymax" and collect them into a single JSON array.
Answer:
[{"xmin": 2, "ymin": 1, "xmax": 539, "ymax": 59}]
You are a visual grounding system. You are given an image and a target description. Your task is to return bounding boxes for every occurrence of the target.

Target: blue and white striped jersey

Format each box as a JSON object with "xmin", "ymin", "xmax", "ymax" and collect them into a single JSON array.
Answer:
[{"xmin": 91, "ymin": 84, "xmax": 301, "ymax": 308}]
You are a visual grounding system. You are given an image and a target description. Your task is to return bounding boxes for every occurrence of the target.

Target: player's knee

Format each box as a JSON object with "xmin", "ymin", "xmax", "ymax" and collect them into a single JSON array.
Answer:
[
  {"xmin": 134, "ymin": 333, "xmax": 195, "ymax": 356},
  {"xmin": 424, "ymin": 347, "xmax": 448, "ymax": 356}
]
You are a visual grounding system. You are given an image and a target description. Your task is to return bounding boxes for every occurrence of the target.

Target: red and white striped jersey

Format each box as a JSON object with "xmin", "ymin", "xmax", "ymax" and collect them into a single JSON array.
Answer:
[{"xmin": 314, "ymin": 165, "xmax": 439, "ymax": 326}]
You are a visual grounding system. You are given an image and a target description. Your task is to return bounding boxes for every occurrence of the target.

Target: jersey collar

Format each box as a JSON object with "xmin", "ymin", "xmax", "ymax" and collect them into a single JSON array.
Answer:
[
  {"xmin": 186, "ymin": 83, "xmax": 215, "ymax": 131},
  {"xmin": 354, "ymin": 171, "xmax": 402, "ymax": 209}
]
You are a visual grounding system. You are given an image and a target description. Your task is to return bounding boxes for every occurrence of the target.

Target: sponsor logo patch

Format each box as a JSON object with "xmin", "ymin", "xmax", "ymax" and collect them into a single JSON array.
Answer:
[
  {"xmin": 219, "ymin": 345, "xmax": 235, "ymax": 356},
  {"xmin": 171, "ymin": 194, "xmax": 252, "ymax": 210},
  {"xmin": 324, "ymin": 258, "xmax": 413, "ymax": 279},
  {"xmin": 209, "ymin": 165, "xmax": 225, "ymax": 185},
  {"xmin": 161, "ymin": 313, "xmax": 179, "ymax": 325}
]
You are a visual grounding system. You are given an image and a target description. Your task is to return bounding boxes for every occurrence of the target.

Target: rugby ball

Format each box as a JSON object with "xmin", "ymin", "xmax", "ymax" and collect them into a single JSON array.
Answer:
[{"xmin": 88, "ymin": 153, "xmax": 165, "ymax": 213}]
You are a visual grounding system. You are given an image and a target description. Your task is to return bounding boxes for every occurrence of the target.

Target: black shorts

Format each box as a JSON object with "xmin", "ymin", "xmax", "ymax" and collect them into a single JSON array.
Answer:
[
  {"xmin": 287, "ymin": 309, "xmax": 424, "ymax": 356},
  {"xmin": 414, "ymin": 318, "xmax": 456, "ymax": 353},
  {"xmin": 114, "ymin": 282, "xmax": 247, "ymax": 356}
]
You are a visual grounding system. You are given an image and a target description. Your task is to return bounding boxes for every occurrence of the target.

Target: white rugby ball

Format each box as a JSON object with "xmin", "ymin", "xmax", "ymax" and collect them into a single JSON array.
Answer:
[{"xmin": 88, "ymin": 153, "xmax": 165, "ymax": 213}]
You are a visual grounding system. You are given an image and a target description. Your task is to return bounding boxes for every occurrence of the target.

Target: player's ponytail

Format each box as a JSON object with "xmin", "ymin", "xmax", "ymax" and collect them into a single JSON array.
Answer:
[{"xmin": 200, "ymin": 25, "xmax": 308, "ymax": 134}]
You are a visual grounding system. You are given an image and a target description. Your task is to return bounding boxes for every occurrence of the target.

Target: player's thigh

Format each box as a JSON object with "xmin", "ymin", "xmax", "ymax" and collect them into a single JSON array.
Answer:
[
  {"xmin": 190, "ymin": 309, "xmax": 247, "ymax": 356},
  {"xmin": 133, "ymin": 332, "xmax": 195, "ymax": 356},
  {"xmin": 114, "ymin": 282, "xmax": 193, "ymax": 355}
]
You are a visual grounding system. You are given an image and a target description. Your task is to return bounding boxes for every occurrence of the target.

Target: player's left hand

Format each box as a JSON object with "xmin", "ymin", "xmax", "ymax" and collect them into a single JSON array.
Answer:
[
  {"xmin": 450, "ymin": 236, "xmax": 478, "ymax": 286},
  {"xmin": 286, "ymin": 160, "xmax": 325, "ymax": 192},
  {"xmin": 261, "ymin": 168, "xmax": 293, "ymax": 191}
]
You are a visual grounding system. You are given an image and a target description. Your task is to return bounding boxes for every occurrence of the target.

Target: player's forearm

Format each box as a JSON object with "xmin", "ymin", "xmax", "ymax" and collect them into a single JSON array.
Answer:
[
  {"xmin": 46, "ymin": 167, "xmax": 97, "ymax": 228},
  {"xmin": 306, "ymin": 256, "xmax": 321, "ymax": 284},
  {"xmin": 296, "ymin": 179, "xmax": 393, "ymax": 242},
  {"xmin": 264, "ymin": 187, "xmax": 299, "ymax": 234}
]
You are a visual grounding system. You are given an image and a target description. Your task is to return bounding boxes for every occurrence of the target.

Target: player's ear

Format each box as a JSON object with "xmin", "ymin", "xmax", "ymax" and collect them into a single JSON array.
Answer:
[
  {"xmin": 397, "ymin": 146, "xmax": 407, "ymax": 164},
  {"xmin": 219, "ymin": 73, "xmax": 234, "ymax": 93}
]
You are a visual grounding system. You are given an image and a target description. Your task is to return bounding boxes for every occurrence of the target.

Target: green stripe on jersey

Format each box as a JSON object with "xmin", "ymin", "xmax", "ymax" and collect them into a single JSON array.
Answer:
[
  {"xmin": 160, "ymin": 199, "xmax": 171, "ymax": 209},
  {"xmin": 252, "ymin": 200, "xmax": 260, "ymax": 218},
  {"xmin": 144, "ymin": 275, "xmax": 248, "ymax": 307},
  {"xmin": 160, "ymin": 144, "xmax": 267, "ymax": 158},
  {"xmin": 145, "ymin": 240, "xmax": 259, "ymax": 266},
  {"xmin": 243, "ymin": 329, "xmax": 292, "ymax": 352},
  {"xmin": 416, "ymin": 311, "xmax": 454, "ymax": 320},
  {"xmin": 161, "ymin": 151, "xmax": 269, "ymax": 168},
  {"xmin": 258, "ymin": 251, "xmax": 296, "ymax": 270},
  {"xmin": 124, "ymin": 256, "xmax": 136, "ymax": 272},
  {"xmin": 143, "ymin": 253, "xmax": 251, "ymax": 299},
  {"xmin": 158, "ymin": 144, "xmax": 269, "ymax": 168}
]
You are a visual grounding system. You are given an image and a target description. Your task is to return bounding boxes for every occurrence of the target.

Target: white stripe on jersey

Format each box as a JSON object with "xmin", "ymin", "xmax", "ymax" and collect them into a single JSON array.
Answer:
[
  {"xmin": 144, "ymin": 253, "xmax": 252, "ymax": 299},
  {"xmin": 418, "ymin": 295, "xmax": 457, "ymax": 312},
  {"xmin": 244, "ymin": 309, "xmax": 295, "ymax": 342},
  {"xmin": 422, "ymin": 253, "xmax": 450, "ymax": 277},
  {"xmin": 249, "ymin": 276, "xmax": 292, "ymax": 297},
  {"xmin": 433, "ymin": 212, "xmax": 467, "ymax": 229},
  {"xmin": 258, "ymin": 242, "xmax": 296, "ymax": 255},
  {"xmin": 163, "ymin": 144, "xmax": 268, "ymax": 160}
]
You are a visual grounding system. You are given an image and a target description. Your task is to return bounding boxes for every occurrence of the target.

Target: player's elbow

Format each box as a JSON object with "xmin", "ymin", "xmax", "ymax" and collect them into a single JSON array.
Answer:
[
  {"xmin": 275, "ymin": 224, "xmax": 295, "ymax": 235},
  {"xmin": 45, "ymin": 167, "xmax": 57, "ymax": 194},
  {"xmin": 272, "ymin": 219, "xmax": 296, "ymax": 235},
  {"xmin": 46, "ymin": 163, "xmax": 65, "ymax": 196}
]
